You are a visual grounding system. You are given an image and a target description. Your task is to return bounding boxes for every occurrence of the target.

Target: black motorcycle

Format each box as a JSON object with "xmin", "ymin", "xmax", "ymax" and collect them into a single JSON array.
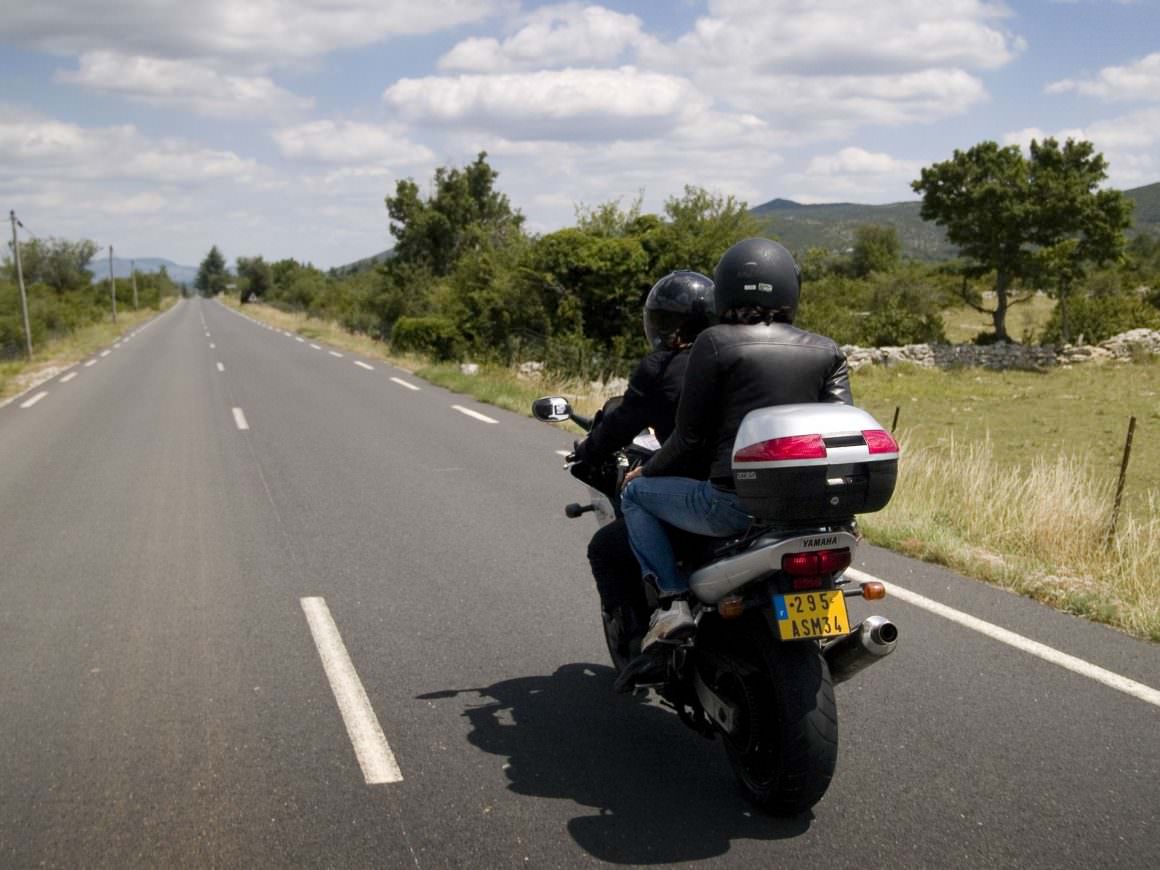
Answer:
[{"xmin": 533, "ymin": 395, "xmax": 900, "ymax": 815}]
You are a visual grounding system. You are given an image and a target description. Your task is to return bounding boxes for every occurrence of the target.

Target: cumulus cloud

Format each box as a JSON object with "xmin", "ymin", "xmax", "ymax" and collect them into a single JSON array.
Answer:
[
  {"xmin": 0, "ymin": 0, "xmax": 506, "ymax": 68},
  {"xmin": 384, "ymin": 67, "xmax": 706, "ymax": 140},
  {"xmin": 650, "ymin": 0, "xmax": 1022, "ymax": 75},
  {"xmin": 273, "ymin": 120, "xmax": 434, "ymax": 165},
  {"xmin": 438, "ymin": 3, "xmax": 654, "ymax": 71},
  {"xmin": 0, "ymin": 108, "xmax": 265, "ymax": 184},
  {"xmin": 1047, "ymin": 52, "xmax": 1160, "ymax": 102},
  {"xmin": 57, "ymin": 52, "xmax": 313, "ymax": 119},
  {"xmin": 805, "ymin": 147, "xmax": 923, "ymax": 177}
]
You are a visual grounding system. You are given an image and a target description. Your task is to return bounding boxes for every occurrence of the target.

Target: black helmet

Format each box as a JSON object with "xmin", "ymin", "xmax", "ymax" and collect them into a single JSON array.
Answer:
[
  {"xmin": 643, "ymin": 271, "xmax": 716, "ymax": 350},
  {"xmin": 712, "ymin": 238, "xmax": 801, "ymax": 322}
]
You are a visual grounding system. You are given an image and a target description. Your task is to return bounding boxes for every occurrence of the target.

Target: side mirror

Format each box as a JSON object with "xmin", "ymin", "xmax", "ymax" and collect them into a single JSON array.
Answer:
[{"xmin": 532, "ymin": 396, "xmax": 572, "ymax": 423}]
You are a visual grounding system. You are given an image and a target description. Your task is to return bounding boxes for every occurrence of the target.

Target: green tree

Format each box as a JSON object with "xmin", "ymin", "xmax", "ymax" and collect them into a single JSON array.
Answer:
[
  {"xmin": 648, "ymin": 186, "xmax": 763, "ymax": 276},
  {"xmin": 195, "ymin": 245, "xmax": 228, "ymax": 297},
  {"xmin": 236, "ymin": 256, "xmax": 272, "ymax": 304},
  {"xmin": 2, "ymin": 237, "xmax": 98, "ymax": 293},
  {"xmin": 912, "ymin": 138, "xmax": 1131, "ymax": 342},
  {"xmin": 850, "ymin": 224, "xmax": 901, "ymax": 277}
]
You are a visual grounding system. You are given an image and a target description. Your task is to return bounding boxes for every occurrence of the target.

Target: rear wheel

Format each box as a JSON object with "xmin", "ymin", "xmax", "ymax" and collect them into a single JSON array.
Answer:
[
  {"xmin": 708, "ymin": 625, "xmax": 838, "ymax": 815},
  {"xmin": 601, "ymin": 605, "xmax": 642, "ymax": 675}
]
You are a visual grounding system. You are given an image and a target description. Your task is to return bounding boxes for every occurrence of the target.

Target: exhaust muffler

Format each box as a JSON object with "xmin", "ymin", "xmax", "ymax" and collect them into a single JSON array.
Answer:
[{"xmin": 822, "ymin": 615, "xmax": 898, "ymax": 685}]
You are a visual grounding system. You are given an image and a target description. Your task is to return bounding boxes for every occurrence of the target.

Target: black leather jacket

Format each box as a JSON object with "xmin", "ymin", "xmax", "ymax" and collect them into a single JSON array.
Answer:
[
  {"xmin": 574, "ymin": 347, "xmax": 707, "ymax": 478},
  {"xmin": 642, "ymin": 322, "xmax": 852, "ymax": 486}
]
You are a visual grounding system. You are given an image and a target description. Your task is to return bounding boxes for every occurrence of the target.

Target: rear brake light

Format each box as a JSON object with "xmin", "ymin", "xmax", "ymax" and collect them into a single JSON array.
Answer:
[
  {"xmin": 862, "ymin": 429, "xmax": 899, "ymax": 455},
  {"xmin": 734, "ymin": 434, "xmax": 826, "ymax": 463},
  {"xmin": 782, "ymin": 548, "xmax": 851, "ymax": 576}
]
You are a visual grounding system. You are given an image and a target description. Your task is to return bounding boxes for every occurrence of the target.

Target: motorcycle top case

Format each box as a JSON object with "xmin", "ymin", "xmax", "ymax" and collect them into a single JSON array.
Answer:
[{"xmin": 730, "ymin": 403, "xmax": 898, "ymax": 522}]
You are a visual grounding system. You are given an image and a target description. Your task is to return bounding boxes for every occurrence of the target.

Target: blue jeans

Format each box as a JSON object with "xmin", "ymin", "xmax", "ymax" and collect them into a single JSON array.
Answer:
[{"xmin": 621, "ymin": 477, "xmax": 752, "ymax": 596}]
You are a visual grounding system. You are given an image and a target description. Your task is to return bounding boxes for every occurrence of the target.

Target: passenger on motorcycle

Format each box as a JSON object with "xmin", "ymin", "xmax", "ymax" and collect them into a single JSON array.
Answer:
[
  {"xmin": 570, "ymin": 271, "xmax": 714, "ymax": 655},
  {"xmin": 621, "ymin": 238, "xmax": 852, "ymax": 652}
]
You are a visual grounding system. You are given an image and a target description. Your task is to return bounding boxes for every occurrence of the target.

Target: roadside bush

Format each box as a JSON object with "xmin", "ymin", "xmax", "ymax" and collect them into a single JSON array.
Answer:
[
  {"xmin": 391, "ymin": 316, "xmax": 463, "ymax": 361},
  {"xmin": 1041, "ymin": 290, "xmax": 1160, "ymax": 344}
]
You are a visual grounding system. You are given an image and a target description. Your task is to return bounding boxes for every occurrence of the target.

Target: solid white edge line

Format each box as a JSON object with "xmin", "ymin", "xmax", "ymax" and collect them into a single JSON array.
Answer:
[
  {"xmin": 300, "ymin": 597, "xmax": 403, "ymax": 785},
  {"xmin": 84, "ymin": 360, "xmax": 97, "ymax": 367},
  {"xmin": 329, "ymin": 350, "xmax": 344, "ymax": 358},
  {"xmin": 20, "ymin": 391, "xmax": 48, "ymax": 408},
  {"xmin": 216, "ymin": 362, "xmax": 225, "ymax": 372},
  {"xmin": 389, "ymin": 377, "xmax": 420, "ymax": 391},
  {"xmin": 354, "ymin": 361, "xmax": 374, "ymax": 370},
  {"xmin": 232, "ymin": 407, "xmax": 249, "ymax": 431},
  {"xmin": 60, "ymin": 372, "xmax": 78, "ymax": 383},
  {"xmin": 845, "ymin": 567, "xmax": 1160, "ymax": 709},
  {"xmin": 452, "ymin": 404, "xmax": 498, "ymax": 424}
]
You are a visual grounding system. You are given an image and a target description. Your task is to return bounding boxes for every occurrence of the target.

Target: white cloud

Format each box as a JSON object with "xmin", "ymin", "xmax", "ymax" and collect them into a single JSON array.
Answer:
[
  {"xmin": 0, "ymin": 109, "xmax": 265, "ymax": 184},
  {"xmin": 273, "ymin": 121, "xmax": 434, "ymax": 165},
  {"xmin": 0, "ymin": 0, "xmax": 507, "ymax": 68},
  {"xmin": 650, "ymin": 0, "xmax": 1021, "ymax": 75},
  {"xmin": 438, "ymin": 3, "xmax": 653, "ymax": 71},
  {"xmin": 1047, "ymin": 52, "xmax": 1160, "ymax": 102},
  {"xmin": 805, "ymin": 147, "xmax": 922, "ymax": 177},
  {"xmin": 56, "ymin": 52, "xmax": 313, "ymax": 119},
  {"xmin": 384, "ymin": 67, "xmax": 706, "ymax": 140}
]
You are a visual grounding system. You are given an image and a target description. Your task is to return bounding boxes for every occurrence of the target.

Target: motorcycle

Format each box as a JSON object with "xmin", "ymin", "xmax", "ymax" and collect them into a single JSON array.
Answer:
[{"xmin": 532, "ymin": 395, "xmax": 901, "ymax": 815}]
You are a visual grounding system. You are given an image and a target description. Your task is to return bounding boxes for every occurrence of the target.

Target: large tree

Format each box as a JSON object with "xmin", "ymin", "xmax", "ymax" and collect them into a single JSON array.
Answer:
[
  {"xmin": 195, "ymin": 245, "xmax": 228, "ymax": 297},
  {"xmin": 3, "ymin": 237, "xmax": 98, "ymax": 293},
  {"xmin": 912, "ymin": 138, "xmax": 1131, "ymax": 341},
  {"xmin": 235, "ymin": 255, "xmax": 272, "ymax": 304}
]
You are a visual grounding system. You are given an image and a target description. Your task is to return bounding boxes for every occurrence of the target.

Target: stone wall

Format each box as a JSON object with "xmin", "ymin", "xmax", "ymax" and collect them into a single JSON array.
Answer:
[{"xmin": 842, "ymin": 328, "xmax": 1160, "ymax": 371}]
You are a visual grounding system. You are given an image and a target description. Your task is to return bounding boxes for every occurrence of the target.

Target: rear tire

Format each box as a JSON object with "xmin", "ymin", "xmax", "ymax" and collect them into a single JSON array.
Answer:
[
  {"xmin": 601, "ymin": 605, "xmax": 641, "ymax": 675},
  {"xmin": 710, "ymin": 625, "xmax": 838, "ymax": 815}
]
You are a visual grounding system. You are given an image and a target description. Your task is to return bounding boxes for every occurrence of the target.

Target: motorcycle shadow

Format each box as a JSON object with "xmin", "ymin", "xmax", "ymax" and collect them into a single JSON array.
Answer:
[{"xmin": 417, "ymin": 662, "xmax": 811, "ymax": 865}]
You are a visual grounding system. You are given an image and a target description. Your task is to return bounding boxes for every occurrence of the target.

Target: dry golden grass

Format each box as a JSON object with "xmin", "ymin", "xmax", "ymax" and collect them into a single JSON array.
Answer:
[{"xmin": 862, "ymin": 435, "xmax": 1159, "ymax": 640}]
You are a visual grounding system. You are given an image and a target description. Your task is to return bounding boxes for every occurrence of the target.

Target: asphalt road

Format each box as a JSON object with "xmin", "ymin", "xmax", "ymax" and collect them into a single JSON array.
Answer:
[{"xmin": 0, "ymin": 297, "xmax": 1156, "ymax": 869}]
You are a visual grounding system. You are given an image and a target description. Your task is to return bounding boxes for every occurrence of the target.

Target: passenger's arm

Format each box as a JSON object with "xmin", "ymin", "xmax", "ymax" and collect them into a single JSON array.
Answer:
[{"xmin": 642, "ymin": 333, "xmax": 719, "ymax": 477}]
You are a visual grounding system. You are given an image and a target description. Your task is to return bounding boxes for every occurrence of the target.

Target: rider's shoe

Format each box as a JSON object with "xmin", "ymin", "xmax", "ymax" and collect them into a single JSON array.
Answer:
[
  {"xmin": 612, "ymin": 648, "xmax": 667, "ymax": 693},
  {"xmin": 641, "ymin": 599, "xmax": 694, "ymax": 652}
]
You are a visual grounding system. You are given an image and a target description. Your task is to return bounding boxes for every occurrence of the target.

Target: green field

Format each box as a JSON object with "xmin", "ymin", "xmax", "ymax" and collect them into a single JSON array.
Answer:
[{"xmin": 852, "ymin": 359, "xmax": 1156, "ymax": 520}]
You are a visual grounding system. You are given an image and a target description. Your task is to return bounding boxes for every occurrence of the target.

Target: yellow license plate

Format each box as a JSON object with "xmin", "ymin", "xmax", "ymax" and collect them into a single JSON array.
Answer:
[{"xmin": 773, "ymin": 590, "xmax": 850, "ymax": 641}]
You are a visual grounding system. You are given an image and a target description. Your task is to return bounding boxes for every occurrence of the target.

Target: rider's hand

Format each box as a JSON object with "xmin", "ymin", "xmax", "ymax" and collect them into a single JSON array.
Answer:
[{"xmin": 622, "ymin": 466, "xmax": 644, "ymax": 488}]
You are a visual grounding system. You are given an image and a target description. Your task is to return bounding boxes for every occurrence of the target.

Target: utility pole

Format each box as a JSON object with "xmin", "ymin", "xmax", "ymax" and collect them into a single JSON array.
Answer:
[
  {"xmin": 108, "ymin": 245, "xmax": 118, "ymax": 323},
  {"xmin": 130, "ymin": 258, "xmax": 138, "ymax": 310},
  {"xmin": 9, "ymin": 210, "xmax": 33, "ymax": 361}
]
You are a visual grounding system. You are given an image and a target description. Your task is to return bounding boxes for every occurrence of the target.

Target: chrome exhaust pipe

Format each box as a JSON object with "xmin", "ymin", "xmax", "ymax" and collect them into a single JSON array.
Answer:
[{"xmin": 822, "ymin": 615, "xmax": 898, "ymax": 685}]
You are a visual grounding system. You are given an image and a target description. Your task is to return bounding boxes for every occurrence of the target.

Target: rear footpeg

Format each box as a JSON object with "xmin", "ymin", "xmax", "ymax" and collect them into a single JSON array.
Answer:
[{"xmin": 822, "ymin": 615, "xmax": 898, "ymax": 685}]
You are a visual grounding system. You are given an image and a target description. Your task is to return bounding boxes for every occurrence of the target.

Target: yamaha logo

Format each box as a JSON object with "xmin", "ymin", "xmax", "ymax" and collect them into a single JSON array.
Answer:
[{"xmin": 802, "ymin": 535, "xmax": 838, "ymax": 548}]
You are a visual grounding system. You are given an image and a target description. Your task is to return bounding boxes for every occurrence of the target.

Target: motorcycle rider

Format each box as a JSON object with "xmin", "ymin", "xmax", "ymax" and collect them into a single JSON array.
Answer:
[
  {"xmin": 570, "ymin": 271, "xmax": 715, "ymax": 657},
  {"xmin": 620, "ymin": 238, "xmax": 852, "ymax": 653}
]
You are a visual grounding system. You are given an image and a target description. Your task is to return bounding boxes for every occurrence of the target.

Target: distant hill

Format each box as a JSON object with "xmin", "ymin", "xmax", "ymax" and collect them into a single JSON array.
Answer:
[
  {"xmin": 330, "ymin": 249, "xmax": 393, "ymax": 277},
  {"xmin": 750, "ymin": 181, "xmax": 1160, "ymax": 261},
  {"xmin": 89, "ymin": 257, "xmax": 198, "ymax": 287}
]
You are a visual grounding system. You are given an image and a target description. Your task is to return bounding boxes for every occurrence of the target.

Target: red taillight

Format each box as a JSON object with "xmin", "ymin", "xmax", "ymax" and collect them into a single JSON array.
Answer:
[
  {"xmin": 734, "ymin": 434, "xmax": 826, "ymax": 463},
  {"xmin": 782, "ymin": 548, "xmax": 851, "ymax": 577},
  {"xmin": 862, "ymin": 429, "xmax": 899, "ymax": 455}
]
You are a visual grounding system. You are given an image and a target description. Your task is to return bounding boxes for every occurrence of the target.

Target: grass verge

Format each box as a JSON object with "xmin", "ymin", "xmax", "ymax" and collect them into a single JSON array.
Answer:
[
  {"xmin": 223, "ymin": 298, "xmax": 1158, "ymax": 641},
  {"xmin": 0, "ymin": 300, "xmax": 179, "ymax": 404}
]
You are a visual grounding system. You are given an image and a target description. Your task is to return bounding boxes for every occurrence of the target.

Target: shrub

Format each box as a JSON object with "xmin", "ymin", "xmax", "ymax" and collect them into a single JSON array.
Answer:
[
  {"xmin": 391, "ymin": 316, "xmax": 464, "ymax": 361},
  {"xmin": 1041, "ymin": 291, "xmax": 1160, "ymax": 344}
]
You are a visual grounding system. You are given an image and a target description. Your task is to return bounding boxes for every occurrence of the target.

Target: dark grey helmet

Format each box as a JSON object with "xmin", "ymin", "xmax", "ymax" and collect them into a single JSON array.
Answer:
[
  {"xmin": 643, "ymin": 271, "xmax": 716, "ymax": 350},
  {"xmin": 712, "ymin": 238, "xmax": 801, "ymax": 322}
]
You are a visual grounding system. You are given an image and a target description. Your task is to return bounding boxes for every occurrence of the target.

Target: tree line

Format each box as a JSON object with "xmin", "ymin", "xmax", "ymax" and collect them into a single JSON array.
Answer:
[{"xmin": 1, "ymin": 238, "xmax": 181, "ymax": 360}]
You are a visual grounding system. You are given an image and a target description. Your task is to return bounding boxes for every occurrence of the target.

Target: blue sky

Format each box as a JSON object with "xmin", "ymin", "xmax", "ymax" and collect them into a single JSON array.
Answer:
[{"xmin": 1, "ymin": 1, "xmax": 1157, "ymax": 269}]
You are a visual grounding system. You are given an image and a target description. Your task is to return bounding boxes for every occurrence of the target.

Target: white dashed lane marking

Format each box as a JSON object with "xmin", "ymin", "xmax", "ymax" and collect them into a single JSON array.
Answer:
[
  {"xmin": 60, "ymin": 372, "xmax": 78, "ymax": 384},
  {"xmin": 452, "ymin": 405, "xmax": 498, "ymax": 425},
  {"xmin": 329, "ymin": 351, "xmax": 344, "ymax": 358},
  {"xmin": 20, "ymin": 392, "xmax": 48, "ymax": 409},
  {"xmin": 99, "ymin": 350, "xmax": 111, "ymax": 358},
  {"xmin": 390, "ymin": 377, "xmax": 420, "ymax": 391},
  {"xmin": 311, "ymin": 344, "xmax": 322, "ymax": 350},
  {"xmin": 232, "ymin": 407, "xmax": 250, "ymax": 431},
  {"xmin": 300, "ymin": 597, "xmax": 403, "ymax": 785},
  {"xmin": 354, "ymin": 361, "xmax": 374, "ymax": 371},
  {"xmin": 216, "ymin": 362, "xmax": 225, "ymax": 372},
  {"xmin": 84, "ymin": 360, "xmax": 97, "ymax": 367}
]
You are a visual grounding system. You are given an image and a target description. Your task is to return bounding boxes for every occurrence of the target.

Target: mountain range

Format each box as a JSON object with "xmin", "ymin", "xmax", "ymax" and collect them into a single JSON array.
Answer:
[{"xmin": 90, "ymin": 257, "xmax": 199, "ymax": 287}]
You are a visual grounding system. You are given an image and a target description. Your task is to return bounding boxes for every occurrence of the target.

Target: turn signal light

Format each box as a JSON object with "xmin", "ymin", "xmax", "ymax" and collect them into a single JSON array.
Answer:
[
  {"xmin": 861, "ymin": 581, "xmax": 887, "ymax": 600},
  {"xmin": 718, "ymin": 595, "xmax": 745, "ymax": 619}
]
